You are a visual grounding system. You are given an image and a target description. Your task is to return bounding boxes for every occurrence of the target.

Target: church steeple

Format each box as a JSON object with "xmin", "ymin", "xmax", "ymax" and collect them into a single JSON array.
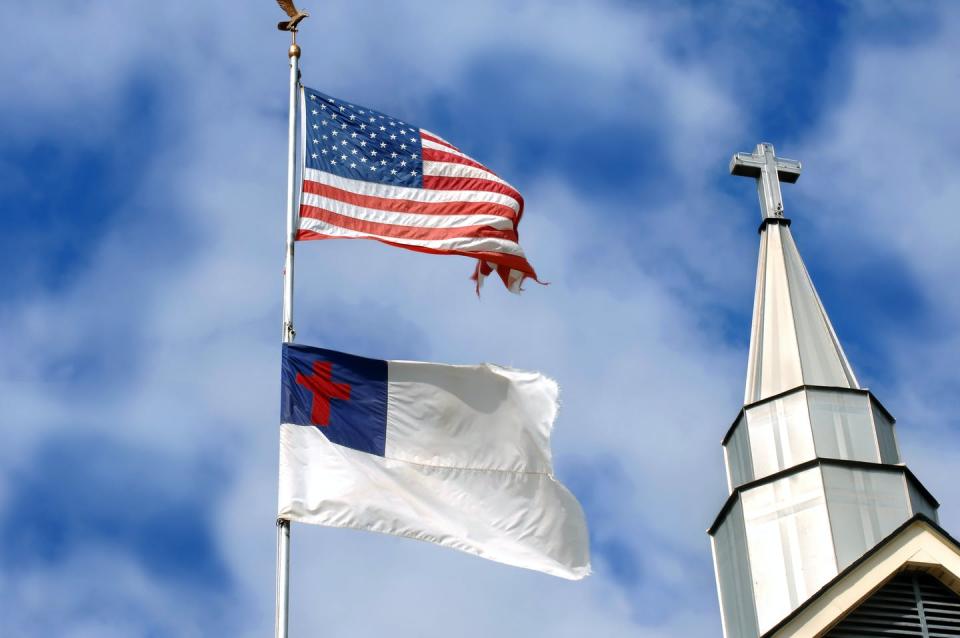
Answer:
[
  {"xmin": 735, "ymin": 143, "xmax": 858, "ymax": 404},
  {"xmin": 709, "ymin": 144, "xmax": 940, "ymax": 638}
]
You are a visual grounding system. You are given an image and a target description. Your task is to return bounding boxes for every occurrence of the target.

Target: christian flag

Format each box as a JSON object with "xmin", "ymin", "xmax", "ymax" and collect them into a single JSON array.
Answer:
[
  {"xmin": 278, "ymin": 343, "xmax": 590, "ymax": 579},
  {"xmin": 299, "ymin": 87, "xmax": 540, "ymax": 292}
]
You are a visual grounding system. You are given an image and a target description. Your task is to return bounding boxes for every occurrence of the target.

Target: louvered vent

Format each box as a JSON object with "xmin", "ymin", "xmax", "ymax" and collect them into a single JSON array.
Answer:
[{"xmin": 826, "ymin": 571, "xmax": 960, "ymax": 637}]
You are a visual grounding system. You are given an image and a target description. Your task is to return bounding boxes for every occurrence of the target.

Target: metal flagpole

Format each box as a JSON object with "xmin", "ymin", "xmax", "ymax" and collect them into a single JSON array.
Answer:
[{"xmin": 276, "ymin": 28, "xmax": 301, "ymax": 638}]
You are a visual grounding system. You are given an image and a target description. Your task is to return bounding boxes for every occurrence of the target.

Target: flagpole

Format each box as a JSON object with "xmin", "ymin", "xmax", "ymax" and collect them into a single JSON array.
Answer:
[{"xmin": 276, "ymin": 33, "xmax": 301, "ymax": 638}]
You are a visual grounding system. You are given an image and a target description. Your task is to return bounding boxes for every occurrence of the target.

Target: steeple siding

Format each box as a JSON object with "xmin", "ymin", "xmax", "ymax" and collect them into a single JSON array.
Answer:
[{"xmin": 745, "ymin": 220, "xmax": 858, "ymax": 404}]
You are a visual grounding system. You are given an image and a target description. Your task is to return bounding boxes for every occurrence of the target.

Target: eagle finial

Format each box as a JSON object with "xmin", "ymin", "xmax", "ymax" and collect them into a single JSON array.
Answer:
[{"xmin": 276, "ymin": 0, "xmax": 309, "ymax": 32}]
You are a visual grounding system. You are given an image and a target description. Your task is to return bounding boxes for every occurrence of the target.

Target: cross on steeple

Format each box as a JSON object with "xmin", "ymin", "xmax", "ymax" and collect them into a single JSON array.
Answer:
[{"xmin": 730, "ymin": 142, "xmax": 802, "ymax": 220}]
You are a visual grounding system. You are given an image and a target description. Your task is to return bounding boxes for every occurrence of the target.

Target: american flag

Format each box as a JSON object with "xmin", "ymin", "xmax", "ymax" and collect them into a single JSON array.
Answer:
[{"xmin": 298, "ymin": 87, "xmax": 539, "ymax": 292}]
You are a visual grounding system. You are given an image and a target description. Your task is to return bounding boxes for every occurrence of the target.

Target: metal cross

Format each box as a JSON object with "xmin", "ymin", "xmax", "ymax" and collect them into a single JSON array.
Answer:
[{"xmin": 730, "ymin": 143, "xmax": 802, "ymax": 220}]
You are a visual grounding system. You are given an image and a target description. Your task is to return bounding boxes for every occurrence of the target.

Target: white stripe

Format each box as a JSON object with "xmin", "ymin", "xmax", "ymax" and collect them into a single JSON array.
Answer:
[
  {"xmin": 298, "ymin": 216, "xmax": 527, "ymax": 257},
  {"xmin": 301, "ymin": 192, "xmax": 514, "ymax": 230},
  {"xmin": 420, "ymin": 128, "xmax": 458, "ymax": 149},
  {"xmin": 302, "ymin": 167, "xmax": 520, "ymax": 213},
  {"xmin": 422, "ymin": 138, "xmax": 474, "ymax": 162},
  {"xmin": 422, "ymin": 160, "xmax": 513, "ymax": 189}
]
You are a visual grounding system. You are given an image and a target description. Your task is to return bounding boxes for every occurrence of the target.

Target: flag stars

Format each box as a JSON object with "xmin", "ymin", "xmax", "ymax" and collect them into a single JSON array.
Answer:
[
  {"xmin": 311, "ymin": 153, "xmax": 318, "ymax": 159},
  {"xmin": 351, "ymin": 132, "xmax": 358, "ymax": 138},
  {"xmin": 379, "ymin": 126, "xmax": 386, "ymax": 132},
  {"xmin": 360, "ymin": 123, "xmax": 367, "ymax": 130},
  {"xmin": 331, "ymin": 130, "xmax": 339, "ymax": 136},
  {"xmin": 312, "ymin": 109, "xmax": 319, "ymax": 115},
  {"xmin": 380, "ymin": 142, "xmax": 387, "ymax": 149},
  {"xmin": 349, "ymin": 114, "xmax": 356, "ymax": 120},
  {"xmin": 390, "ymin": 134, "xmax": 397, "ymax": 140},
  {"xmin": 341, "ymin": 123, "xmax": 348, "ymax": 129},
  {"xmin": 340, "ymin": 154, "xmax": 347, "ymax": 161},
  {"xmin": 351, "ymin": 148, "xmax": 359, "ymax": 155},
  {"xmin": 359, "ymin": 140, "xmax": 367, "ymax": 147},
  {"xmin": 350, "ymin": 162, "xmax": 357, "ymax": 168}
]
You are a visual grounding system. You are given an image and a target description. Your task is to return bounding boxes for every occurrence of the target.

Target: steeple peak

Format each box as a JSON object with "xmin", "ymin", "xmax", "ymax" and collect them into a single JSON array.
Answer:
[{"xmin": 731, "ymin": 144, "xmax": 858, "ymax": 404}]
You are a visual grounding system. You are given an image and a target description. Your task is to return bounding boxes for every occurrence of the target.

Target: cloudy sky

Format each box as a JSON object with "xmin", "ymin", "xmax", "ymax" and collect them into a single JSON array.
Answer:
[{"xmin": 2, "ymin": 1, "xmax": 960, "ymax": 636}]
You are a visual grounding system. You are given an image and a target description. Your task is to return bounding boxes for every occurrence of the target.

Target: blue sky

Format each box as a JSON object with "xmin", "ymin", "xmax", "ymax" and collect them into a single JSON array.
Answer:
[{"xmin": 2, "ymin": 1, "xmax": 959, "ymax": 636}]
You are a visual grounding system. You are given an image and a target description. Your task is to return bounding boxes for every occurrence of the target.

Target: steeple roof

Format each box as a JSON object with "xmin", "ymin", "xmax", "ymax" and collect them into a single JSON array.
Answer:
[{"xmin": 744, "ymin": 219, "xmax": 859, "ymax": 404}]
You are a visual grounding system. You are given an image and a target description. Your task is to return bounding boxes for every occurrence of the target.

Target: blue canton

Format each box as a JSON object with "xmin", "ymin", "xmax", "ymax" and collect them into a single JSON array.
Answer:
[{"xmin": 304, "ymin": 87, "xmax": 424, "ymax": 188}]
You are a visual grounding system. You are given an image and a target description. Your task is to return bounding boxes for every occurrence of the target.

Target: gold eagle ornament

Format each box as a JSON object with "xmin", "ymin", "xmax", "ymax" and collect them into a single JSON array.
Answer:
[{"xmin": 276, "ymin": 0, "xmax": 309, "ymax": 31}]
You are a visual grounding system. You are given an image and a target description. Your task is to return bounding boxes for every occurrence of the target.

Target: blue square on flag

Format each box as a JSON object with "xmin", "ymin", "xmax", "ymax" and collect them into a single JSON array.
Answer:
[{"xmin": 281, "ymin": 343, "xmax": 387, "ymax": 456}]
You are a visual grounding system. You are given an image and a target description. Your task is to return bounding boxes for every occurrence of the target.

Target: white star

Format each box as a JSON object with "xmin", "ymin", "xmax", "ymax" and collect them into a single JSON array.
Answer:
[
  {"xmin": 340, "ymin": 140, "xmax": 347, "ymax": 145},
  {"xmin": 310, "ymin": 95, "xmax": 317, "ymax": 101},
  {"xmin": 360, "ymin": 123, "xmax": 367, "ymax": 130},
  {"xmin": 327, "ymin": 98, "xmax": 334, "ymax": 103},
  {"xmin": 380, "ymin": 159, "xmax": 387, "ymax": 165},
  {"xmin": 369, "ymin": 165, "xmax": 377, "ymax": 171},
  {"xmin": 379, "ymin": 126, "xmax": 386, "ymax": 132},
  {"xmin": 311, "ymin": 153, "xmax": 318, "ymax": 159},
  {"xmin": 391, "ymin": 152, "xmax": 398, "ymax": 158},
  {"xmin": 339, "ymin": 105, "xmax": 346, "ymax": 112},
  {"xmin": 331, "ymin": 113, "xmax": 337, "ymax": 119},
  {"xmin": 380, "ymin": 142, "xmax": 387, "ymax": 148},
  {"xmin": 360, "ymin": 157, "xmax": 367, "ymax": 163},
  {"xmin": 331, "ymin": 130, "xmax": 338, "ymax": 136},
  {"xmin": 319, "ymin": 103, "xmax": 326, "ymax": 109},
  {"xmin": 359, "ymin": 140, "xmax": 367, "ymax": 147},
  {"xmin": 358, "ymin": 110, "xmax": 365, "ymax": 114},
  {"xmin": 409, "ymin": 138, "xmax": 416, "ymax": 143},
  {"xmin": 350, "ymin": 162, "xmax": 357, "ymax": 168},
  {"xmin": 312, "ymin": 124, "xmax": 319, "ymax": 130},
  {"xmin": 370, "ymin": 132, "xmax": 377, "ymax": 139},
  {"xmin": 410, "ymin": 170, "xmax": 417, "ymax": 176},
  {"xmin": 349, "ymin": 114, "xmax": 356, "ymax": 120},
  {"xmin": 390, "ymin": 134, "xmax": 397, "ymax": 140},
  {"xmin": 411, "ymin": 153, "xmax": 417, "ymax": 159},
  {"xmin": 341, "ymin": 123, "xmax": 347, "ymax": 129},
  {"xmin": 370, "ymin": 150, "xmax": 378, "ymax": 156},
  {"xmin": 400, "ymin": 143, "xmax": 407, "ymax": 150},
  {"xmin": 351, "ymin": 132, "xmax": 358, "ymax": 138},
  {"xmin": 390, "ymin": 169, "xmax": 397, "ymax": 175},
  {"xmin": 312, "ymin": 109, "xmax": 319, "ymax": 115},
  {"xmin": 369, "ymin": 116, "xmax": 376, "ymax": 123},
  {"xmin": 331, "ymin": 159, "xmax": 337, "ymax": 165},
  {"xmin": 400, "ymin": 160, "xmax": 407, "ymax": 167},
  {"xmin": 313, "ymin": 138, "xmax": 319, "ymax": 144},
  {"xmin": 351, "ymin": 148, "xmax": 359, "ymax": 155},
  {"xmin": 321, "ymin": 149, "xmax": 328, "ymax": 155},
  {"xmin": 399, "ymin": 129, "xmax": 407, "ymax": 135},
  {"xmin": 322, "ymin": 135, "xmax": 328, "ymax": 140},
  {"xmin": 340, "ymin": 154, "xmax": 347, "ymax": 160}
]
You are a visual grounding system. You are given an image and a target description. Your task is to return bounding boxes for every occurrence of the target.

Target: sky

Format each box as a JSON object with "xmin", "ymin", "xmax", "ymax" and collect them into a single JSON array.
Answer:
[{"xmin": 2, "ymin": 1, "xmax": 960, "ymax": 636}]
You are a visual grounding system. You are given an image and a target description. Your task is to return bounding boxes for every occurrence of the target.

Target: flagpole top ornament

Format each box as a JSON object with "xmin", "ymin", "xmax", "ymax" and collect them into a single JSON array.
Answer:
[
  {"xmin": 730, "ymin": 142, "xmax": 802, "ymax": 222},
  {"xmin": 276, "ymin": 0, "xmax": 308, "ymax": 56}
]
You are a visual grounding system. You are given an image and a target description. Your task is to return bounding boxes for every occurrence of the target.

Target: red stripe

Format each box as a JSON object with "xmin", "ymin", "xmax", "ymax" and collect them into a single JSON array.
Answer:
[
  {"xmin": 421, "ymin": 147, "xmax": 491, "ymax": 173},
  {"xmin": 297, "ymin": 229, "xmax": 538, "ymax": 277},
  {"xmin": 423, "ymin": 176, "xmax": 524, "ymax": 214},
  {"xmin": 299, "ymin": 204, "xmax": 519, "ymax": 242},
  {"xmin": 420, "ymin": 131, "xmax": 461, "ymax": 152},
  {"xmin": 302, "ymin": 179, "xmax": 517, "ymax": 222}
]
